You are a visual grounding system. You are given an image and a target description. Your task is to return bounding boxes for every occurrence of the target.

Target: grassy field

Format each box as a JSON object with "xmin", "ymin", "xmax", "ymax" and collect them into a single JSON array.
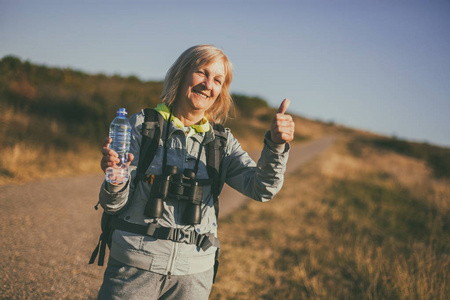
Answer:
[
  {"xmin": 210, "ymin": 136, "xmax": 449, "ymax": 300},
  {"xmin": 3, "ymin": 56, "xmax": 449, "ymax": 299}
]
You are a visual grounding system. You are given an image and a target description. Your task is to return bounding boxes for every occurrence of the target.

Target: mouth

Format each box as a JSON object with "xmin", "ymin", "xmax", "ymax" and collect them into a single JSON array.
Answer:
[{"xmin": 193, "ymin": 90, "xmax": 209, "ymax": 99}]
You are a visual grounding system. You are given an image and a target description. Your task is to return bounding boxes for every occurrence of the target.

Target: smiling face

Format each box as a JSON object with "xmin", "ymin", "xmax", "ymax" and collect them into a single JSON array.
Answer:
[{"xmin": 176, "ymin": 59, "xmax": 226, "ymax": 119}]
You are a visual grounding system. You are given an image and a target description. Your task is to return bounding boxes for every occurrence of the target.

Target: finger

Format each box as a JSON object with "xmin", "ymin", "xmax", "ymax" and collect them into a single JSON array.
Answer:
[
  {"xmin": 273, "ymin": 114, "xmax": 293, "ymax": 123},
  {"xmin": 272, "ymin": 116, "xmax": 294, "ymax": 130},
  {"xmin": 280, "ymin": 132, "xmax": 294, "ymax": 143},
  {"xmin": 101, "ymin": 159, "xmax": 114, "ymax": 172},
  {"xmin": 101, "ymin": 154, "xmax": 119, "ymax": 165},
  {"xmin": 101, "ymin": 148, "xmax": 119, "ymax": 157},
  {"xmin": 102, "ymin": 137, "xmax": 112, "ymax": 148},
  {"xmin": 271, "ymin": 118, "xmax": 295, "ymax": 144},
  {"xmin": 101, "ymin": 160, "xmax": 116, "ymax": 169},
  {"xmin": 277, "ymin": 98, "xmax": 290, "ymax": 114},
  {"xmin": 272, "ymin": 125, "xmax": 295, "ymax": 135},
  {"xmin": 126, "ymin": 153, "xmax": 135, "ymax": 168},
  {"xmin": 273, "ymin": 128, "xmax": 295, "ymax": 142}
]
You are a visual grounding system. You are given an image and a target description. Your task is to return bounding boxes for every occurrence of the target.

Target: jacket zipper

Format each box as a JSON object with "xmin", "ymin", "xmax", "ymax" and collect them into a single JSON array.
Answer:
[
  {"xmin": 167, "ymin": 127, "xmax": 186, "ymax": 278},
  {"xmin": 166, "ymin": 125, "xmax": 194, "ymax": 278},
  {"xmin": 167, "ymin": 241, "xmax": 178, "ymax": 278}
]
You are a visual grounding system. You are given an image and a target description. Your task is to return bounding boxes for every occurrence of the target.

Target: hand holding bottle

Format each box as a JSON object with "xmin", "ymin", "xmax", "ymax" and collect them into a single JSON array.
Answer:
[
  {"xmin": 102, "ymin": 108, "xmax": 133, "ymax": 185},
  {"xmin": 100, "ymin": 137, "xmax": 134, "ymax": 173}
]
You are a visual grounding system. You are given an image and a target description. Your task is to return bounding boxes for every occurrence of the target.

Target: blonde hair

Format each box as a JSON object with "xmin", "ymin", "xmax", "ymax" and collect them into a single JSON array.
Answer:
[{"xmin": 161, "ymin": 45, "xmax": 234, "ymax": 124}]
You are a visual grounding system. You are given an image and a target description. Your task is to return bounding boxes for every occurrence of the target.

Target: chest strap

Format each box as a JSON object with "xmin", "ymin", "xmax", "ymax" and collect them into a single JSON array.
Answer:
[
  {"xmin": 111, "ymin": 217, "xmax": 220, "ymax": 252},
  {"xmin": 136, "ymin": 173, "xmax": 212, "ymax": 186}
]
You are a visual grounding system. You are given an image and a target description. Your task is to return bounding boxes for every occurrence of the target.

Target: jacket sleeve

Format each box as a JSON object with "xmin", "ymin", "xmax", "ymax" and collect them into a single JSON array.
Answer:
[
  {"xmin": 222, "ymin": 130, "xmax": 290, "ymax": 202},
  {"xmin": 98, "ymin": 113, "xmax": 143, "ymax": 214}
]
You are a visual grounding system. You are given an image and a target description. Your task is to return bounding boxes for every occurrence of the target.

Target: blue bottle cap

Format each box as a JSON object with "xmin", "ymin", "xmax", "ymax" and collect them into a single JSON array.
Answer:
[{"xmin": 117, "ymin": 108, "xmax": 127, "ymax": 117}]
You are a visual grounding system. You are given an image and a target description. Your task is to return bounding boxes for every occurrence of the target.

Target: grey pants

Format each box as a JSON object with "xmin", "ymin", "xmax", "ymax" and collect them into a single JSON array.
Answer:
[{"xmin": 97, "ymin": 257, "xmax": 214, "ymax": 300}]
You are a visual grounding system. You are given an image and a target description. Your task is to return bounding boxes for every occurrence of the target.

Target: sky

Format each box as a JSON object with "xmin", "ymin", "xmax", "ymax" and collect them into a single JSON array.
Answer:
[{"xmin": 1, "ymin": 0, "xmax": 449, "ymax": 147}]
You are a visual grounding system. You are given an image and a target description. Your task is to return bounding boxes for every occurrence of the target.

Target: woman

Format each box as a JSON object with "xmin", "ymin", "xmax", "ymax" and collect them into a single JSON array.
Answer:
[{"xmin": 97, "ymin": 45, "xmax": 295, "ymax": 299}]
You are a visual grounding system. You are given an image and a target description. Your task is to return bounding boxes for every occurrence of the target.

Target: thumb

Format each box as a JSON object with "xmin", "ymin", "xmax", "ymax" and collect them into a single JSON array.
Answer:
[
  {"xmin": 126, "ymin": 153, "xmax": 134, "ymax": 168},
  {"xmin": 277, "ymin": 99, "xmax": 290, "ymax": 114}
]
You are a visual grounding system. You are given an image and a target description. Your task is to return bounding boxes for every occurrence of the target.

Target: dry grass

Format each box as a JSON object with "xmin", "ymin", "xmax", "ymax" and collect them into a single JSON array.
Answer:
[
  {"xmin": 0, "ymin": 104, "xmax": 102, "ymax": 185},
  {"xmin": 0, "ymin": 132, "xmax": 262, "ymax": 186},
  {"xmin": 211, "ymin": 137, "xmax": 449, "ymax": 300},
  {"xmin": 0, "ymin": 143, "xmax": 100, "ymax": 185},
  {"xmin": 292, "ymin": 115, "xmax": 339, "ymax": 141}
]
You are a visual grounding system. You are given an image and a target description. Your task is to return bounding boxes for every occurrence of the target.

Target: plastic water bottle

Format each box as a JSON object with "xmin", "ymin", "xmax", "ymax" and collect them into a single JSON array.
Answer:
[{"xmin": 105, "ymin": 108, "xmax": 132, "ymax": 184}]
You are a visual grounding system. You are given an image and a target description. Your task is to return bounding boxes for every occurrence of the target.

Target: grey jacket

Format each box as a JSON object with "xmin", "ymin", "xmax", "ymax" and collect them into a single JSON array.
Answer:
[{"xmin": 99, "ymin": 111, "xmax": 289, "ymax": 276}]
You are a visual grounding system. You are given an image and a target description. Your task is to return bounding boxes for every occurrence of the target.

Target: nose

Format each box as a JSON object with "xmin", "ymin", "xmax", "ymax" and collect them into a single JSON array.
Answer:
[{"xmin": 203, "ymin": 77, "xmax": 214, "ymax": 90}]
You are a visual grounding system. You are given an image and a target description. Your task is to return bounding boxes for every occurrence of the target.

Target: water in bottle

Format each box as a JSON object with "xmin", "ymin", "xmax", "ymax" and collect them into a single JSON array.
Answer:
[{"xmin": 105, "ymin": 108, "xmax": 131, "ymax": 184}]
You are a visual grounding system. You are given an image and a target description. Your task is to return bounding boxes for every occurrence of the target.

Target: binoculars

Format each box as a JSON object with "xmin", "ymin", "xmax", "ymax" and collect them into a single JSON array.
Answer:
[{"xmin": 144, "ymin": 166, "xmax": 203, "ymax": 225}]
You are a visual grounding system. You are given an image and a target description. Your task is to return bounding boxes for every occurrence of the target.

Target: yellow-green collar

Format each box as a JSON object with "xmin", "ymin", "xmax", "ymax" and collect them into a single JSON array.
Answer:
[{"xmin": 155, "ymin": 103, "xmax": 210, "ymax": 133}]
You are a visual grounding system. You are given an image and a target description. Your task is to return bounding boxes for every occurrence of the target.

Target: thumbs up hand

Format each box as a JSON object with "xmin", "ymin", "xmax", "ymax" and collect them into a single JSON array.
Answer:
[{"xmin": 270, "ymin": 99, "xmax": 295, "ymax": 144}]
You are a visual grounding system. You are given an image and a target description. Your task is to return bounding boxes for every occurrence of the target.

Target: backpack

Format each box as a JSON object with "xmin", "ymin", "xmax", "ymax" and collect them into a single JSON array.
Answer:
[{"xmin": 89, "ymin": 108, "xmax": 227, "ymax": 279}]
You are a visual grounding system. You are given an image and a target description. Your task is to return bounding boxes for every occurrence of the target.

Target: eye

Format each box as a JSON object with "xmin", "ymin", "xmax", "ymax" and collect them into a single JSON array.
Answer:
[
  {"xmin": 215, "ymin": 78, "xmax": 222, "ymax": 85},
  {"xmin": 194, "ymin": 69, "xmax": 206, "ymax": 76}
]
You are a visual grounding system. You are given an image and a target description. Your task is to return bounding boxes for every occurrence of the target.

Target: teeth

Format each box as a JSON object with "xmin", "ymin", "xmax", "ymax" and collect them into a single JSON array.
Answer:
[{"xmin": 194, "ymin": 91, "xmax": 208, "ymax": 98}]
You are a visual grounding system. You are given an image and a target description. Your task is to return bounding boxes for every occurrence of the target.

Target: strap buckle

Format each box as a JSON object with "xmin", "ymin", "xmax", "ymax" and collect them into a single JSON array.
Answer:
[
  {"xmin": 177, "ymin": 228, "xmax": 191, "ymax": 244},
  {"xmin": 140, "ymin": 222, "xmax": 219, "ymax": 251},
  {"xmin": 166, "ymin": 228, "xmax": 192, "ymax": 244},
  {"xmin": 198, "ymin": 233, "xmax": 217, "ymax": 251},
  {"xmin": 146, "ymin": 222, "xmax": 161, "ymax": 236}
]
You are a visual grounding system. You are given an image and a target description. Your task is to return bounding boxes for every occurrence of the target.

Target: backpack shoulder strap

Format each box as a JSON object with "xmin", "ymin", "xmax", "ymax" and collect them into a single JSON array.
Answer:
[
  {"xmin": 89, "ymin": 212, "xmax": 113, "ymax": 266},
  {"xmin": 205, "ymin": 123, "xmax": 228, "ymax": 283},
  {"xmin": 206, "ymin": 123, "xmax": 228, "ymax": 219},
  {"xmin": 135, "ymin": 108, "xmax": 165, "ymax": 182}
]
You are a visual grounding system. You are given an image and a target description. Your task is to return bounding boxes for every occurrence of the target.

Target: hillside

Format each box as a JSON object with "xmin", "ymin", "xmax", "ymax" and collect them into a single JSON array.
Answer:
[
  {"xmin": 1, "ymin": 56, "xmax": 449, "ymax": 299},
  {"xmin": 0, "ymin": 56, "xmax": 339, "ymax": 184},
  {"xmin": 1, "ymin": 55, "xmax": 448, "ymax": 185}
]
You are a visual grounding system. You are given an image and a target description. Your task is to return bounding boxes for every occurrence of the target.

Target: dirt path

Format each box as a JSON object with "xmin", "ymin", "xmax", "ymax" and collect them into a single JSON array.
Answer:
[
  {"xmin": 0, "ymin": 136, "xmax": 335, "ymax": 299},
  {"xmin": 219, "ymin": 136, "xmax": 336, "ymax": 216}
]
